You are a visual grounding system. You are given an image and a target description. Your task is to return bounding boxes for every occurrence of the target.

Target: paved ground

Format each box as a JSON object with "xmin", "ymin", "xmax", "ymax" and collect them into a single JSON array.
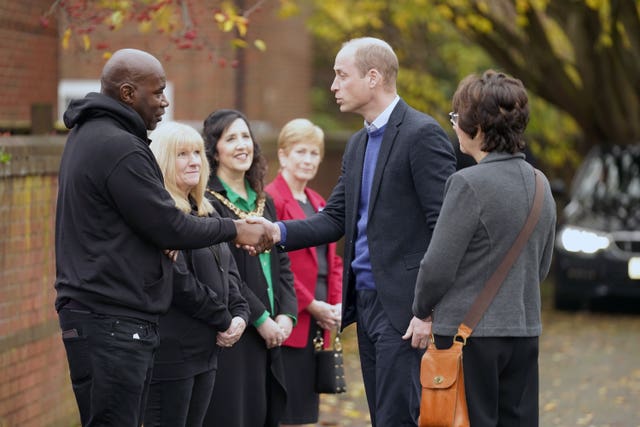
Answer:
[{"xmin": 318, "ymin": 285, "xmax": 640, "ymax": 427}]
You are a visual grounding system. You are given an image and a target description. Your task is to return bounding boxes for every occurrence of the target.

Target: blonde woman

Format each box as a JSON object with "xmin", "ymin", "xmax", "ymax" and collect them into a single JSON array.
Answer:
[
  {"xmin": 143, "ymin": 122, "xmax": 249, "ymax": 427},
  {"xmin": 265, "ymin": 119, "xmax": 343, "ymax": 427}
]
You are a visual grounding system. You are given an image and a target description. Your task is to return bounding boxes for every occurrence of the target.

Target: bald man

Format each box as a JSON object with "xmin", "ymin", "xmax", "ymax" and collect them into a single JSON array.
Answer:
[{"xmin": 54, "ymin": 48, "xmax": 272, "ymax": 426}]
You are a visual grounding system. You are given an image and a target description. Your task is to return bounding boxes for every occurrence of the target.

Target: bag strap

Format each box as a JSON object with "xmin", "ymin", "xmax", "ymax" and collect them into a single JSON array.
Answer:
[
  {"xmin": 313, "ymin": 329, "xmax": 343, "ymax": 352},
  {"xmin": 459, "ymin": 170, "xmax": 545, "ymax": 336}
]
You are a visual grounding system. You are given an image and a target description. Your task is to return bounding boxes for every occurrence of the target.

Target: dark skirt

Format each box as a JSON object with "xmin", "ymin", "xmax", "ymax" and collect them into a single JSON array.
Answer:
[
  {"xmin": 203, "ymin": 326, "xmax": 287, "ymax": 427},
  {"xmin": 280, "ymin": 322, "xmax": 320, "ymax": 424}
]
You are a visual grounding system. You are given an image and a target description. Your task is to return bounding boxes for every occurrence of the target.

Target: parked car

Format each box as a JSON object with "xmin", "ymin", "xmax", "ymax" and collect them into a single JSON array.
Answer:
[{"xmin": 554, "ymin": 143, "xmax": 640, "ymax": 310}]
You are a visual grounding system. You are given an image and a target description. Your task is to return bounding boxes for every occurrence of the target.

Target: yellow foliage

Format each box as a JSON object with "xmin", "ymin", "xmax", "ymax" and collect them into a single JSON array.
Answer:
[
  {"xmin": 82, "ymin": 34, "xmax": 91, "ymax": 51},
  {"xmin": 598, "ymin": 32, "xmax": 613, "ymax": 48},
  {"xmin": 278, "ymin": 0, "xmax": 300, "ymax": 19},
  {"xmin": 477, "ymin": 1, "xmax": 490, "ymax": 14},
  {"xmin": 436, "ymin": 4, "xmax": 454, "ymax": 20},
  {"xmin": 231, "ymin": 38, "xmax": 248, "ymax": 49},
  {"xmin": 564, "ymin": 63, "xmax": 582, "ymax": 88},
  {"xmin": 97, "ymin": 0, "xmax": 131, "ymax": 10},
  {"xmin": 530, "ymin": 0, "xmax": 550, "ymax": 10},
  {"xmin": 102, "ymin": 52, "xmax": 113, "ymax": 60},
  {"xmin": 585, "ymin": 0, "xmax": 604, "ymax": 9},
  {"xmin": 516, "ymin": 15, "xmax": 529, "ymax": 27},
  {"xmin": 235, "ymin": 16, "xmax": 248, "ymax": 37},
  {"xmin": 616, "ymin": 22, "xmax": 631, "ymax": 49},
  {"xmin": 62, "ymin": 28, "xmax": 71, "ymax": 50},
  {"xmin": 515, "ymin": 0, "xmax": 530, "ymax": 15},
  {"xmin": 109, "ymin": 10, "xmax": 124, "ymax": 29},
  {"xmin": 467, "ymin": 14, "xmax": 493, "ymax": 33},
  {"xmin": 454, "ymin": 16, "xmax": 469, "ymax": 31},
  {"xmin": 254, "ymin": 39, "xmax": 267, "ymax": 52},
  {"xmin": 152, "ymin": 4, "xmax": 180, "ymax": 34},
  {"xmin": 222, "ymin": 20, "xmax": 234, "ymax": 32},
  {"xmin": 138, "ymin": 20, "xmax": 152, "ymax": 34},
  {"xmin": 541, "ymin": 18, "xmax": 575, "ymax": 62}
]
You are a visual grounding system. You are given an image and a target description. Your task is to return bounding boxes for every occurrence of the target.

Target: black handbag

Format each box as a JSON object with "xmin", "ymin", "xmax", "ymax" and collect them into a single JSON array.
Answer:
[{"xmin": 313, "ymin": 330, "xmax": 347, "ymax": 394}]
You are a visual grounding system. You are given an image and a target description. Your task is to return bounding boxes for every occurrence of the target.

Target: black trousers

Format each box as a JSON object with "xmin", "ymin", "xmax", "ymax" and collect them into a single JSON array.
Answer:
[
  {"xmin": 58, "ymin": 308, "xmax": 158, "ymax": 427},
  {"xmin": 356, "ymin": 290, "xmax": 422, "ymax": 427},
  {"xmin": 143, "ymin": 369, "xmax": 216, "ymax": 427},
  {"xmin": 434, "ymin": 335, "xmax": 539, "ymax": 427}
]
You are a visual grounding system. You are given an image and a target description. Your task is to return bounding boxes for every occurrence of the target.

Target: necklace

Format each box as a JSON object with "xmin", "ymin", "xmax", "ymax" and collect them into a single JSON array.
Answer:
[{"xmin": 206, "ymin": 188, "xmax": 266, "ymax": 219}]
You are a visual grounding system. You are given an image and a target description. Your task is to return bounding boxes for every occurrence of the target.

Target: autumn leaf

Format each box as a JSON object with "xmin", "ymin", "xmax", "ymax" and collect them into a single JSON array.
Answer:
[
  {"xmin": 222, "ymin": 20, "xmax": 234, "ymax": 32},
  {"xmin": 231, "ymin": 38, "xmax": 248, "ymax": 49},
  {"xmin": 62, "ymin": 28, "xmax": 72, "ymax": 50},
  {"xmin": 235, "ymin": 16, "xmax": 248, "ymax": 37},
  {"xmin": 82, "ymin": 34, "xmax": 91, "ymax": 51},
  {"xmin": 109, "ymin": 10, "xmax": 124, "ymax": 29},
  {"xmin": 254, "ymin": 39, "xmax": 267, "ymax": 52}
]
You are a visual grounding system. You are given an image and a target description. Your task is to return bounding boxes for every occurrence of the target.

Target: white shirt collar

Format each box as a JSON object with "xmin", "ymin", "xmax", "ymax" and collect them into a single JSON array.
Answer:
[{"xmin": 365, "ymin": 95, "xmax": 400, "ymax": 132}]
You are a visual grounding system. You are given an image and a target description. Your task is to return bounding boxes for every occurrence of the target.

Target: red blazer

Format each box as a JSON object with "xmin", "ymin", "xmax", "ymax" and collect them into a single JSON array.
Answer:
[{"xmin": 266, "ymin": 173, "xmax": 343, "ymax": 348}]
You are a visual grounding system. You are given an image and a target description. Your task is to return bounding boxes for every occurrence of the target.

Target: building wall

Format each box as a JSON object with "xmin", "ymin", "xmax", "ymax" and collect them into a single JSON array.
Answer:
[
  {"xmin": 58, "ymin": 1, "xmax": 312, "ymax": 132},
  {"xmin": 0, "ymin": 136, "xmax": 78, "ymax": 427},
  {"xmin": 0, "ymin": 0, "xmax": 58, "ymax": 131}
]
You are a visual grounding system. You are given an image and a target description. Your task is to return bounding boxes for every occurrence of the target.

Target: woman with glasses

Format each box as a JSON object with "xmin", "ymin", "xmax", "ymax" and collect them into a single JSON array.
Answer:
[{"xmin": 413, "ymin": 70, "xmax": 557, "ymax": 426}]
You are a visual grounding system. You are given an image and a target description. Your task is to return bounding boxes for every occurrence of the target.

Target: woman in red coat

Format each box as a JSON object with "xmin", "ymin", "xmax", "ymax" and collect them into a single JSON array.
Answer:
[{"xmin": 265, "ymin": 118, "xmax": 343, "ymax": 427}]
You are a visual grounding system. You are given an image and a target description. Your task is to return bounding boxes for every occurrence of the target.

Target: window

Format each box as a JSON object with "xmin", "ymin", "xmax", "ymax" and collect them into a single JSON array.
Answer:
[{"xmin": 57, "ymin": 79, "xmax": 174, "ymax": 124}]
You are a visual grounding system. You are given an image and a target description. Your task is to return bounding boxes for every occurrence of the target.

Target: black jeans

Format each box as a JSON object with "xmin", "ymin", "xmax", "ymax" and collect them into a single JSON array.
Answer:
[
  {"xmin": 144, "ymin": 369, "xmax": 217, "ymax": 427},
  {"xmin": 434, "ymin": 335, "xmax": 539, "ymax": 427},
  {"xmin": 58, "ymin": 308, "xmax": 159, "ymax": 427}
]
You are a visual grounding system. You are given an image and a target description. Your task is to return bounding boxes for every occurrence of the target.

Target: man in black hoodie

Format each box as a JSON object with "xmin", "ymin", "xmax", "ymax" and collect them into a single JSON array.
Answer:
[{"xmin": 55, "ymin": 48, "xmax": 272, "ymax": 427}]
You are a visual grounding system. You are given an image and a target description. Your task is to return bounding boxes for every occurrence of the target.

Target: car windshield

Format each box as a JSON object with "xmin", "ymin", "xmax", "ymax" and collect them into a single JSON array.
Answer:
[{"xmin": 568, "ymin": 144, "xmax": 640, "ymax": 229}]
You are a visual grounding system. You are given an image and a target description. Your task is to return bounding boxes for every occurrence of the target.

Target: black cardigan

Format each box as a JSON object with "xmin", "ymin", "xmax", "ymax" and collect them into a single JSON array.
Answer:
[
  {"xmin": 206, "ymin": 177, "xmax": 297, "ymax": 324},
  {"xmin": 152, "ymin": 212, "xmax": 250, "ymax": 380}
]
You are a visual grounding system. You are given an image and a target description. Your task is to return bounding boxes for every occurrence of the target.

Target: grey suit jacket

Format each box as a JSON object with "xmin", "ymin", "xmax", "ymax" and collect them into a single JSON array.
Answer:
[
  {"xmin": 413, "ymin": 152, "xmax": 557, "ymax": 337},
  {"xmin": 282, "ymin": 99, "xmax": 456, "ymax": 332}
]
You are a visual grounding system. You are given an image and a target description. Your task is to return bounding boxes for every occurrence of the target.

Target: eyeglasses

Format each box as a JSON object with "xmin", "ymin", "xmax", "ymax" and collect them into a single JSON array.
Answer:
[{"xmin": 449, "ymin": 112, "xmax": 459, "ymax": 127}]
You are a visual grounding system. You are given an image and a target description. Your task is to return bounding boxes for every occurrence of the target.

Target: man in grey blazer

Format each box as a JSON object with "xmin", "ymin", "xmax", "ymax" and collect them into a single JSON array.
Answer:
[{"xmin": 270, "ymin": 38, "xmax": 456, "ymax": 426}]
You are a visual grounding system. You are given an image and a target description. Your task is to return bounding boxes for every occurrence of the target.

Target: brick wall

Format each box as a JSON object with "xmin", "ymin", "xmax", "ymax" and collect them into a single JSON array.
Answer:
[
  {"xmin": 0, "ymin": 1, "xmax": 58, "ymax": 130},
  {"xmin": 0, "ymin": 136, "xmax": 78, "ymax": 427}
]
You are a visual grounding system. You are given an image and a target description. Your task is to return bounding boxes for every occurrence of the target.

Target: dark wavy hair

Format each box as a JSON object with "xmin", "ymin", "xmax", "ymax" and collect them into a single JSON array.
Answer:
[
  {"xmin": 452, "ymin": 69, "xmax": 529, "ymax": 154},
  {"xmin": 202, "ymin": 109, "xmax": 267, "ymax": 194}
]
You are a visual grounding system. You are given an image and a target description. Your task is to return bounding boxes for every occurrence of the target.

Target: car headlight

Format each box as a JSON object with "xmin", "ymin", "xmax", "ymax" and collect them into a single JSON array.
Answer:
[{"xmin": 557, "ymin": 226, "xmax": 611, "ymax": 254}]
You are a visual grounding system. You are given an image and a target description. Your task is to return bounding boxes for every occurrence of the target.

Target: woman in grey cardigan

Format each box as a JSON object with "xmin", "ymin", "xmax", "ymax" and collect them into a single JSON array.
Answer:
[{"xmin": 412, "ymin": 70, "xmax": 556, "ymax": 427}]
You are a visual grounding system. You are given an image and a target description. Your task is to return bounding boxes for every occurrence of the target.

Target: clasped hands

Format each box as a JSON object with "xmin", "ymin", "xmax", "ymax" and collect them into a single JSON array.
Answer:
[
  {"xmin": 233, "ymin": 217, "xmax": 280, "ymax": 255},
  {"xmin": 257, "ymin": 315, "xmax": 293, "ymax": 349},
  {"xmin": 308, "ymin": 300, "xmax": 342, "ymax": 331},
  {"xmin": 216, "ymin": 316, "xmax": 247, "ymax": 348}
]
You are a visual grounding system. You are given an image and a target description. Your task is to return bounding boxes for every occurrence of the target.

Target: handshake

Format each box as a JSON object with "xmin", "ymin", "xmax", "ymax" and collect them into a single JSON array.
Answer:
[{"xmin": 232, "ymin": 217, "xmax": 281, "ymax": 255}]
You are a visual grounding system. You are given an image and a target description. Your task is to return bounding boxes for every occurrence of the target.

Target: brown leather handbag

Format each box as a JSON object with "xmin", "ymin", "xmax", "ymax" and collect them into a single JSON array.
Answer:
[{"xmin": 418, "ymin": 171, "xmax": 544, "ymax": 427}]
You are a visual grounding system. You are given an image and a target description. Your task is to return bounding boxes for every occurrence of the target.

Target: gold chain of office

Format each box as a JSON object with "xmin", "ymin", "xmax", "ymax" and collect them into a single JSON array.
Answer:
[{"xmin": 206, "ymin": 188, "xmax": 266, "ymax": 219}]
